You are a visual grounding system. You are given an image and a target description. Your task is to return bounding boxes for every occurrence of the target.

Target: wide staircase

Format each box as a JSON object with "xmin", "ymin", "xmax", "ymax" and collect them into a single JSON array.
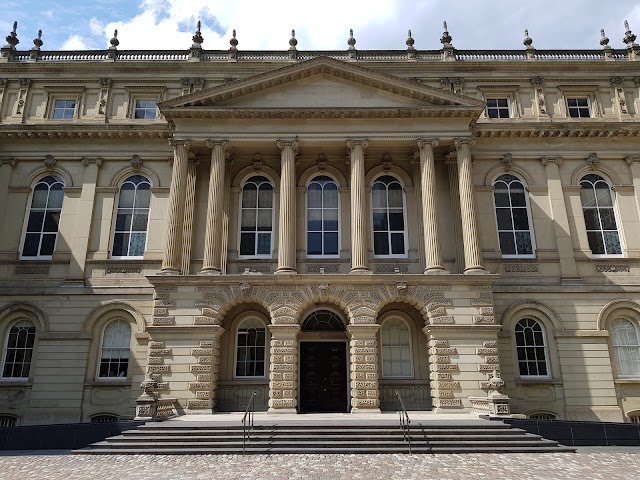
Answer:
[{"xmin": 76, "ymin": 418, "xmax": 575, "ymax": 454}]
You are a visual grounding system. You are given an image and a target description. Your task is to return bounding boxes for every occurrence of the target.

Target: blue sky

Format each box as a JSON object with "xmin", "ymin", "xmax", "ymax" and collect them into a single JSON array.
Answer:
[{"xmin": 3, "ymin": 1, "xmax": 640, "ymax": 51}]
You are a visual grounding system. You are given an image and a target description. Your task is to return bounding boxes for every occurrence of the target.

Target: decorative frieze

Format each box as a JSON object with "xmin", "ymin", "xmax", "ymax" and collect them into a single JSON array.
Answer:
[
  {"xmin": 596, "ymin": 264, "xmax": 630, "ymax": 273},
  {"xmin": 473, "ymin": 316, "xmax": 496, "ymax": 325},
  {"xmin": 504, "ymin": 263, "xmax": 539, "ymax": 273},
  {"xmin": 105, "ymin": 265, "xmax": 142, "ymax": 274},
  {"xmin": 150, "ymin": 349, "xmax": 171, "ymax": 356},
  {"xmin": 14, "ymin": 265, "xmax": 49, "ymax": 275},
  {"xmin": 152, "ymin": 317, "xmax": 175, "ymax": 326},
  {"xmin": 149, "ymin": 341, "xmax": 165, "ymax": 349}
]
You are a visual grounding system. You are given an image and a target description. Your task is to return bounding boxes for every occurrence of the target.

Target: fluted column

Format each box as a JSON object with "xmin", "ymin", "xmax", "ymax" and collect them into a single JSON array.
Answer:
[
  {"xmin": 161, "ymin": 139, "xmax": 190, "ymax": 274},
  {"xmin": 417, "ymin": 138, "xmax": 446, "ymax": 273},
  {"xmin": 201, "ymin": 140, "xmax": 228, "ymax": 274},
  {"xmin": 446, "ymin": 156, "xmax": 465, "ymax": 274},
  {"xmin": 455, "ymin": 138, "xmax": 485, "ymax": 273},
  {"xmin": 276, "ymin": 140, "xmax": 298, "ymax": 274},
  {"xmin": 181, "ymin": 158, "xmax": 199, "ymax": 275},
  {"xmin": 347, "ymin": 139, "xmax": 370, "ymax": 274}
]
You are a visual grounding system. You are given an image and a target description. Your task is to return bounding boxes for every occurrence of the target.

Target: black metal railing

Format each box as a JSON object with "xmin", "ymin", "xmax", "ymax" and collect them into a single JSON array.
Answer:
[
  {"xmin": 396, "ymin": 391, "xmax": 411, "ymax": 453},
  {"xmin": 241, "ymin": 391, "xmax": 257, "ymax": 455}
]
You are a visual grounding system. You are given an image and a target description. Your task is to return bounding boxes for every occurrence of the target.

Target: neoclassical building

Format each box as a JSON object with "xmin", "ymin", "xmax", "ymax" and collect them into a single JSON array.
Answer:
[{"xmin": 1, "ymin": 21, "xmax": 640, "ymax": 426}]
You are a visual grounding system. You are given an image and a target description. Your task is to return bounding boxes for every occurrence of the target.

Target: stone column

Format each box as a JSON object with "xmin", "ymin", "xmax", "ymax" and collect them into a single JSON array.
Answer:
[
  {"xmin": 275, "ymin": 140, "xmax": 298, "ymax": 274},
  {"xmin": 455, "ymin": 138, "xmax": 485, "ymax": 273},
  {"xmin": 348, "ymin": 324, "xmax": 381, "ymax": 413},
  {"xmin": 446, "ymin": 156, "xmax": 465, "ymax": 274},
  {"xmin": 66, "ymin": 157, "xmax": 101, "ymax": 283},
  {"xmin": 180, "ymin": 159, "xmax": 199, "ymax": 275},
  {"xmin": 161, "ymin": 139, "xmax": 190, "ymax": 274},
  {"xmin": 201, "ymin": 140, "xmax": 228, "ymax": 275},
  {"xmin": 417, "ymin": 139, "xmax": 446, "ymax": 273},
  {"xmin": 267, "ymin": 324, "xmax": 300, "ymax": 413},
  {"xmin": 542, "ymin": 157, "xmax": 580, "ymax": 281},
  {"xmin": 347, "ymin": 139, "xmax": 370, "ymax": 274},
  {"xmin": 0, "ymin": 159, "xmax": 16, "ymax": 232}
]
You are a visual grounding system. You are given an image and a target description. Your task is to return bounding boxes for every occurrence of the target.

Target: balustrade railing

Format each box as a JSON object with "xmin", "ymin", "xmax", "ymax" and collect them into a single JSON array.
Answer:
[
  {"xmin": 241, "ymin": 391, "xmax": 257, "ymax": 455},
  {"xmin": 396, "ymin": 391, "xmax": 411, "ymax": 454}
]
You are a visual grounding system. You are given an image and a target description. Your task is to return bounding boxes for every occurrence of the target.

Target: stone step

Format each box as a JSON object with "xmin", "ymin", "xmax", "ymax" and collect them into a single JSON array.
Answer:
[{"xmin": 123, "ymin": 428, "xmax": 525, "ymax": 437}]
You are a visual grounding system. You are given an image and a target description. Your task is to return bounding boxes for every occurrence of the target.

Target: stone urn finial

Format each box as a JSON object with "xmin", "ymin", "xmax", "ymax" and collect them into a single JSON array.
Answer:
[
  {"xmin": 32, "ymin": 30, "xmax": 43, "ymax": 50},
  {"xmin": 192, "ymin": 20, "xmax": 203, "ymax": 47},
  {"xmin": 523, "ymin": 29, "xmax": 533, "ymax": 48},
  {"xmin": 229, "ymin": 29, "xmax": 238, "ymax": 51},
  {"xmin": 487, "ymin": 369, "xmax": 505, "ymax": 395},
  {"xmin": 441, "ymin": 20, "xmax": 452, "ymax": 47},
  {"xmin": 348, "ymin": 29, "xmax": 356, "ymax": 49},
  {"xmin": 289, "ymin": 29, "xmax": 298, "ymax": 50},
  {"xmin": 109, "ymin": 29, "xmax": 119, "ymax": 49},
  {"xmin": 624, "ymin": 20, "xmax": 638, "ymax": 47},
  {"xmin": 600, "ymin": 28, "xmax": 611, "ymax": 48},
  {"xmin": 5, "ymin": 21, "xmax": 19, "ymax": 49}
]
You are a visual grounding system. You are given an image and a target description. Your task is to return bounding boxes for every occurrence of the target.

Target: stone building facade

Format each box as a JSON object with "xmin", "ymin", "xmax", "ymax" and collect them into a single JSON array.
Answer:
[{"xmin": 1, "ymin": 22, "xmax": 640, "ymax": 425}]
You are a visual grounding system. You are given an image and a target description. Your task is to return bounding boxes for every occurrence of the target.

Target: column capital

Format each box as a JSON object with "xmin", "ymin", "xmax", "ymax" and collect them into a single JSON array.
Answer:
[
  {"xmin": 206, "ymin": 139, "xmax": 229, "ymax": 150},
  {"xmin": 0, "ymin": 157, "xmax": 16, "ymax": 168},
  {"xmin": 276, "ymin": 139, "xmax": 299, "ymax": 153},
  {"xmin": 454, "ymin": 137, "xmax": 476, "ymax": 149},
  {"xmin": 169, "ymin": 138, "xmax": 191, "ymax": 150},
  {"xmin": 346, "ymin": 139, "xmax": 368, "ymax": 151},
  {"xmin": 81, "ymin": 157, "xmax": 103, "ymax": 167},
  {"xmin": 626, "ymin": 155, "xmax": 640, "ymax": 165},
  {"xmin": 541, "ymin": 156, "xmax": 562, "ymax": 166},
  {"xmin": 417, "ymin": 138, "xmax": 439, "ymax": 149}
]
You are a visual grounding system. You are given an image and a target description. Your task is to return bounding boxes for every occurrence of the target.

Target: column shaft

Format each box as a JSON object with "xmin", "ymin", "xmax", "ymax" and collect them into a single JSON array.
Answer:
[
  {"xmin": 276, "ymin": 140, "xmax": 298, "ymax": 274},
  {"xmin": 181, "ymin": 159, "xmax": 198, "ymax": 275},
  {"xmin": 161, "ymin": 139, "xmax": 190, "ymax": 274},
  {"xmin": 418, "ymin": 139, "xmax": 445, "ymax": 273},
  {"xmin": 455, "ymin": 139, "xmax": 484, "ymax": 273},
  {"xmin": 348, "ymin": 140, "xmax": 370, "ymax": 273},
  {"xmin": 201, "ymin": 141, "xmax": 228, "ymax": 274},
  {"xmin": 446, "ymin": 157, "xmax": 466, "ymax": 274}
]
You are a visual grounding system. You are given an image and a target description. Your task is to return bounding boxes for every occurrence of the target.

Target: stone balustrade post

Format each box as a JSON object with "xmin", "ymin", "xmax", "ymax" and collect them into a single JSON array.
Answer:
[
  {"xmin": 201, "ymin": 140, "xmax": 228, "ymax": 275},
  {"xmin": 455, "ymin": 138, "xmax": 485, "ymax": 273},
  {"xmin": 417, "ymin": 138, "xmax": 446, "ymax": 273},
  {"xmin": 267, "ymin": 324, "xmax": 300, "ymax": 413},
  {"xmin": 348, "ymin": 323, "xmax": 381, "ymax": 413},
  {"xmin": 347, "ymin": 139, "xmax": 370, "ymax": 274},
  {"xmin": 275, "ymin": 140, "xmax": 298, "ymax": 274},
  {"xmin": 161, "ymin": 139, "xmax": 190, "ymax": 274}
]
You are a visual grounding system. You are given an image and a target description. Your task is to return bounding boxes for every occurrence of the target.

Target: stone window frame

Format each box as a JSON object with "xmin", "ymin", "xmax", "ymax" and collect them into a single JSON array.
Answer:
[
  {"xmin": 305, "ymin": 173, "xmax": 341, "ymax": 259},
  {"xmin": 43, "ymin": 86, "xmax": 85, "ymax": 120},
  {"xmin": 233, "ymin": 313, "xmax": 269, "ymax": 380},
  {"xmin": 527, "ymin": 411, "xmax": 557, "ymax": 420},
  {"xmin": 237, "ymin": 174, "xmax": 276, "ymax": 260},
  {"xmin": 0, "ymin": 319, "xmax": 36, "ymax": 380},
  {"xmin": 514, "ymin": 318, "xmax": 551, "ymax": 380},
  {"xmin": 491, "ymin": 172, "xmax": 537, "ymax": 259},
  {"xmin": 132, "ymin": 99, "xmax": 158, "ymax": 120},
  {"xmin": 370, "ymin": 173, "xmax": 409, "ymax": 259},
  {"xmin": 0, "ymin": 305, "xmax": 45, "ymax": 385},
  {"xmin": 579, "ymin": 173, "xmax": 624, "ymax": 258},
  {"xmin": 96, "ymin": 319, "xmax": 132, "ymax": 380},
  {"xmin": 627, "ymin": 410, "xmax": 640, "ymax": 423},
  {"xmin": 477, "ymin": 85, "xmax": 520, "ymax": 119},
  {"xmin": 19, "ymin": 174, "xmax": 65, "ymax": 261},
  {"xmin": 124, "ymin": 86, "xmax": 166, "ymax": 120},
  {"xmin": 379, "ymin": 315, "xmax": 414, "ymax": 379},
  {"xmin": 109, "ymin": 174, "xmax": 153, "ymax": 260},
  {"xmin": 558, "ymin": 85, "xmax": 599, "ymax": 119},
  {"xmin": 608, "ymin": 316, "xmax": 640, "ymax": 378}
]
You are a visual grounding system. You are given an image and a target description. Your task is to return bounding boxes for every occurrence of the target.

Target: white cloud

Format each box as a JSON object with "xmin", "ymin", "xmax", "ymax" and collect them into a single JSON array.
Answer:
[
  {"xmin": 61, "ymin": 34, "xmax": 88, "ymax": 50},
  {"xmin": 89, "ymin": 17, "xmax": 103, "ymax": 36}
]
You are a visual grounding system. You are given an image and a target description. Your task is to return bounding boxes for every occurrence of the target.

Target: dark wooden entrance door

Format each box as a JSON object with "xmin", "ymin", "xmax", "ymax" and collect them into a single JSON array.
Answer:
[{"xmin": 299, "ymin": 342, "xmax": 348, "ymax": 413}]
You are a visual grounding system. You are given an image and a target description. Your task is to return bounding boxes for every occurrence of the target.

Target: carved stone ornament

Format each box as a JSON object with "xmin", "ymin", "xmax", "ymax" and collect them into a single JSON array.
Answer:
[
  {"xmin": 501, "ymin": 152, "xmax": 514, "ymax": 170},
  {"xmin": 131, "ymin": 154, "xmax": 143, "ymax": 171},
  {"xmin": 252, "ymin": 153, "xmax": 263, "ymax": 170},
  {"xmin": 317, "ymin": 153, "xmax": 328, "ymax": 170},
  {"xmin": 44, "ymin": 155, "xmax": 56, "ymax": 171},
  {"xmin": 586, "ymin": 152, "xmax": 599, "ymax": 169},
  {"xmin": 81, "ymin": 157, "xmax": 103, "ymax": 167},
  {"xmin": 381, "ymin": 153, "xmax": 392, "ymax": 171},
  {"xmin": 4, "ymin": 21, "xmax": 19, "ymax": 49},
  {"xmin": 487, "ymin": 369, "xmax": 505, "ymax": 395}
]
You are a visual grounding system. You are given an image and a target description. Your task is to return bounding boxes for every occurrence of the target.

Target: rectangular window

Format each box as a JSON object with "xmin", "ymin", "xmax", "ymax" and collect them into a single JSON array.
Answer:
[
  {"xmin": 134, "ymin": 99, "xmax": 157, "ymax": 119},
  {"xmin": 51, "ymin": 99, "xmax": 76, "ymax": 119},
  {"xmin": 486, "ymin": 98, "xmax": 510, "ymax": 118},
  {"xmin": 567, "ymin": 98, "xmax": 590, "ymax": 118}
]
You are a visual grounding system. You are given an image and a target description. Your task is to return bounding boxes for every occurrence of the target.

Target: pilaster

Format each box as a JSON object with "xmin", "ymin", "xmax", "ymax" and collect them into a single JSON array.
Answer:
[
  {"xmin": 348, "ymin": 323, "xmax": 381, "ymax": 413},
  {"xmin": 268, "ymin": 323, "xmax": 300, "ymax": 413},
  {"xmin": 347, "ymin": 139, "xmax": 371, "ymax": 274},
  {"xmin": 201, "ymin": 141, "xmax": 228, "ymax": 274},
  {"xmin": 275, "ymin": 140, "xmax": 298, "ymax": 274},
  {"xmin": 0, "ymin": 158, "xmax": 16, "ymax": 230}
]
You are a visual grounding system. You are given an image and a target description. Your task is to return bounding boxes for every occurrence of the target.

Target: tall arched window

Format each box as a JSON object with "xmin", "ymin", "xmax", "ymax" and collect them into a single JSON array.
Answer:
[
  {"xmin": 240, "ymin": 176, "xmax": 274, "ymax": 257},
  {"xmin": 98, "ymin": 319, "xmax": 132, "ymax": 378},
  {"xmin": 515, "ymin": 318, "xmax": 549, "ymax": 377},
  {"xmin": 306, "ymin": 176, "xmax": 339, "ymax": 256},
  {"xmin": 580, "ymin": 174, "xmax": 622, "ymax": 255},
  {"xmin": 1, "ymin": 320, "xmax": 36, "ymax": 378},
  {"xmin": 493, "ymin": 174, "xmax": 534, "ymax": 256},
  {"xmin": 380, "ymin": 318, "xmax": 412, "ymax": 378},
  {"xmin": 235, "ymin": 318, "xmax": 266, "ymax": 378},
  {"xmin": 22, "ymin": 175, "xmax": 64, "ymax": 258},
  {"xmin": 112, "ymin": 175, "xmax": 151, "ymax": 258},
  {"xmin": 610, "ymin": 318, "xmax": 640, "ymax": 377},
  {"xmin": 372, "ymin": 175, "xmax": 406, "ymax": 256}
]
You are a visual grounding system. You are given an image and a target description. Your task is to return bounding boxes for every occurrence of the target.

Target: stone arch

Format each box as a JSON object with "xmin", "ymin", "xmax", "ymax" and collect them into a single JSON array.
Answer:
[
  {"xmin": 596, "ymin": 299, "xmax": 640, "ymax": 331},
  {"xmin": 297, "ymin": 303, "xmax": 350, "ymax": 328},
  {"xmin": 232, "ymin": 165, "xmax": 281, "ymax": 190},
  {"xmin": 0, "ymin": 302, "xmax": 49, "ymax": 333},
  {"xmin": 365, "ymin": 165, "xmax": 413, "ymax": 188},
  {"xmin": 571, "ymin": 162, "xmax": 622, "ymax": 187},
  {"xmin": 499, "ymin": 300, "xmax": 564, "ymax": 333},
  {"xmin": 484, "ymin": 162, "xmax": 535, "ymax": 187},
  {"xmin": 195, "ymin": 284, "xmax": 275, "ymax": 325},
  {"xmin": 298, "ymin": 164, "xmax": 348, "ymax": 188},
  {"xmin": 81, "ymin": 300, "xmax": 146, "ymax": 335},
  {"xmin": 23, "ymin": 165, "xmax": 73, "ymax": 189},
  {"xmin": 370, "ymin": 284, "xmax": 447, "ymax": 325},
  {"xmin": 110, "ymin": 165, "xmax": 160, "ymax": 188}
]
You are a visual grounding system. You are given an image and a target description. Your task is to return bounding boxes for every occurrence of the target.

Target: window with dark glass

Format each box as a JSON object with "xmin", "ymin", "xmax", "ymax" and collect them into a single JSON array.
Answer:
[
  {"xmin": 98, "ymin": 320, "xmax": 131, "ymax": 378},
  {"xmin": 515, "ymin": 318, "xmax": 549, "ymax": 377},
  {"xmin": 22, "ymin": 175, "xmax": 64, "ymax": 258},
  {"xmin": 493, "ymin": 174, "xmax": 534, "ymax": 256},
  {"xmin": 113, "ymin": 175, "xmax": 151, "ymax": 257},
  {"xmin": 580, "ymin": 174, "xmax": 621, "ymax": 255},
  {"xmin": 381, "ymin": 318, "xmax": 412, "ymax": 378},
  {"xmin": 52, "ymin": 99, "xmax": 76, "ymax": 119},
  {"xmin": 133, "ymin": 99, "xmax": 157, "ymax": 119},
  {"xmin": 240, "ymin": 176, "xmax": 273, "ymax": 256},
  {"xmin": 610, "ymin": 318, "xmax": 640, "ymax": 377},
  {"xmin": 1, "ymin": 320, "xmax": 36, "ymax": 379},
  {"xmin": 486, "ymin": 98, "xmax": 509, "ymax": 118},
  {"xmin": 235, "ymin": 319, "xmax": 266, "ymax": 377},
  {"xmin": 307, "ymin": 176, "xmax": 339, "ymax": 256},
  {"xmin": 567, "ymin": 98, "xmax": 590, "ymax": 118},
  {"xmin": 372, "ymin": 175, "xmax": 406, "ymax": 256}
]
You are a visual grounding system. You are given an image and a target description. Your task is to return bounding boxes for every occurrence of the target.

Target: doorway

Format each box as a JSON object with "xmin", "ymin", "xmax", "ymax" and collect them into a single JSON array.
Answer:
[{"xmin": 299, "ymin": 341, "xmax": 348, "ymax": 413}]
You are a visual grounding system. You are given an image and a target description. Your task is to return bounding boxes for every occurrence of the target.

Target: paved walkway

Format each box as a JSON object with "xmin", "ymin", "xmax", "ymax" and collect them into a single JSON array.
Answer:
[{"xmin": 0, "ymin": 451, "xmax": 639, "ymax": 480}]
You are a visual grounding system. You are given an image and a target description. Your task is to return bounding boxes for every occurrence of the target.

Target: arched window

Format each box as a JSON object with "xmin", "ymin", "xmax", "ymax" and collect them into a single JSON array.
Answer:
[
  {"xmin": 240, "ymin": 176, "xmax": 274, "ymax": 257},
  {"xmin": 307, "ymin": 176, "xmax": 339, "ymax": 256},
  {"xmin": 580, "ymin": 174, "xmax": 622, "ymax": 255},
  {"xmin": 98, "ymin": 319, "xmax": 132, "ymax": 378},
  {"xmin": 112, "ymin": 175, "xmax": 151, "ymax": 258},
  {"xmin": 493, "ymin": 174, "xmax": 534, "ymax": 256},
  {"xmin": 22, "ymin": 175, "xmax": 64, "ymax": 258},
  {"xmin": 610, "ymin": 318, "xmax": 640, "ymax": 377},
  {"xmin": 515, "ymin": 318, "xmax": 549, "ymax": 377},
  {"xmin": 235, "ymin": 318, "xmax": 266, "ymax": 378},
  {"xmin": 380, "ymin": 318, "xmax": 412, "ymax": 378},
  {"xmin": 372, "ymin": 175, "xmax": 406, "ymax": 256},
  {"xmin": 301, "ymin": 310, "xmax": 345, "ymax": 332},
  {"xmin": 1, "ymin": 320, "xmax": 36, "ymax": 378}
]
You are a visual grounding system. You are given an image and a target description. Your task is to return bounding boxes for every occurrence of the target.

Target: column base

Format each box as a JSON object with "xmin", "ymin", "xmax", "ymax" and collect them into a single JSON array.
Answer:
[
  {"xmin": 274, "ymin": 268, "xmax": 297, "ymax": 275},
  {"xmin": 267, "ymin": 408, "xmax": 298, "ymax": 414},
  {"xmin": 159, "ymin": 268, "xmax": 181, "ymax": 275},
  {"xmin": 351, "ymin": 407, "xmax": 381, "ymax": 414},
  {"xmin": 349, "ymin": 267, "xmax": 372, "ymax": 275},
  {"xmin": 463, "ymin": 266, "xmax": 488, "ymax": 274},
  {"xmin": 199, "ymin": 268, "xmax": 222, "ymax": 275},
  {"xmin": 424, "ymin": 267, "xmax": 449, "ymax": 275}
]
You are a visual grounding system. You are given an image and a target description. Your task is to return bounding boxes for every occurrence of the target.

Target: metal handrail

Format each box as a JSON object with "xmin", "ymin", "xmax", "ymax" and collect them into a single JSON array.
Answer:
[
  {"xmin": 241, "ymin": 391, "xmax": 257, "ymax": 455},
  {"xmin": 396, "ymin": 391, "xmax": 411, "ymax": 453}
]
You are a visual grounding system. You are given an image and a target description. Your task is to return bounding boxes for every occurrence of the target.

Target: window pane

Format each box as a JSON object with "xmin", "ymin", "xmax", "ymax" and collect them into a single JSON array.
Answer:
[
  {"xmin": 510, "ymin": 186, "xmax": 526, "ymax": 207},
  {"xmin": 241, "ymin": 210, "xmax": 256, "ymax": 230},
  {"xmin": 257, "ymin": 185, "xmax": 273, "ymax": 208},
  {"xmin": 580, "ymin": 187, "xmax": 597, "ymax": 207},
  {"xmin": 22, "ymin": 234, "xmax": 39, "ymax": 256},
  {"xmin": 257, "ymin": 233, "xmax": 271, "ymax": 255},
  {"xmin": 307, "ymin": 184, "xmax": 322, "ymax": 207},
  {"xmin": 499, "ymin": 232, "xmax": 516, "ymax": 255},
  {"xmin": 388, "ymin": 210, "xmax": 404, "ymax": 231},
  {"xmin": 387, "ymin": 184, "xmax": 403, "ymax": 208},
  {"xmin": 372, "ymin": 185, "xmax": 387, "ymax": 208},
  {"xmin": 113, "ymin": 233, "xmax": 127, "ymax": 256},
  {"xmin": 372, "ymin": 211, "xmax": 388, "ymax": 231},
  {"xmin": 257, "ymin": 209, "xmax": 271, "ymax": 231},
  {"xmin": 134, "ymin": 188, "xmax": 151, "ymax": 209},
  {"xmin": 307, "ymin": 208, "xmax": 322, "ymax": 231},
  {"xmin": 324, "ymin": 184, "xmax": 339, "ymax": 208},
  {"xmin": 374, "ymin": 232, "xmax": 389, "ymax": 255},
  {"xmin": 515, "ymin": 232, "xmax": 533, "ymax": 255},
  {"xmin": 40, "ymin": 234, "xmax": 56, "ymax": 256},
  {"xmin": 323, "ymin": 209, "xmax": 338, "ymax": 231},
  {"xmin": 512, "ymin": 208, "xmax": 530, "ymax": 230},
  {"xmin": 496, "ymin": 209, "xmax": 513, "ymax": 230},
  {"xmin": 603, "ymin": 231, "xmax": 622, "ymax": 255},
  {"xmin": 307, "ymin": 232, "xmax": 322, "ymax": 255},
  {"xmin": 31, "ymin": 188, "xmax": 48, "ymax": 208},
  {"xmin": 119, "ymin": 188, "xmax": 135, "ymax": 208},
  {"xmin": 129, "ymin": 233, "xmax": 146, "ymax": 256},
  {"xmin": 595, "ymin": 185, "xmax": 613, "ymax": 207},
  {"xmin": 324, "ymin": 232, "xmax": 338, "ymax": 255},
  {"xmin": 242, "ymin": 185, "xmax": 257, "ymax": 208},
  {"xmin": 587, "ymin": 231, "xmax": 605, "ymax": 254},
  {"xmin": 493, "ymin": 190, "xmax": 510, "ymax": 208},
  {"xmin": 27, "ymin": 212, "xmax": 44, "ymax": 232},
  {"xmin": 240, "ymin": 233, "xmax": 255, "ymax": 255},
  {"xmin": 391, "ymin": 233, "xmax": 405, "ymax": 254},
  {"xmin": 599, "ymin": 209, "xmax": 617, "ymax": 230},
  {"xmin": 583, "ymin": 209, "xmax": 601, "ymax": 230},
  {"xmin": 132, "ymin": 213, "xmax": 148, "ymax": 231}
]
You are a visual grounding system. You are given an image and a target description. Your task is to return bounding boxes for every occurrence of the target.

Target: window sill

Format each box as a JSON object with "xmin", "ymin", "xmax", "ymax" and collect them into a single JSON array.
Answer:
[
  {"xmin": 85, "ymin": 379, "xmax": 132, "ymax": 387},
  {"xmin": 614, "ymin": 378, "xmax": 640, "ymax": 384},
  {"xmin": 514, "ymin": 378, "xmax": 561, "ymax": 386},
  {"xmin": 0, "ymin": 378, "xmax": 31, "ymax": 386}
]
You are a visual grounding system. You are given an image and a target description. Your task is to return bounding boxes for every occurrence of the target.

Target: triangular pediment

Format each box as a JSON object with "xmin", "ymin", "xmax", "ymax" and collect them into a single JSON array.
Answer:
[{"xmin": 159, "ymin": 57, "xmax": 484, "ymax": 120}]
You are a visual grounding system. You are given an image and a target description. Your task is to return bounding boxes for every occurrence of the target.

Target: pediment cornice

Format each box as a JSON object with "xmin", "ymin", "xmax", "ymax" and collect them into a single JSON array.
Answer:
[{"xmin": 475, "ymin": 122, "xmax": 640, "ymax": 138}]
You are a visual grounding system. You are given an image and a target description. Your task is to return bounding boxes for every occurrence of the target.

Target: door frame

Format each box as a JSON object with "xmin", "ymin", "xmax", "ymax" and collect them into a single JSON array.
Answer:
[{"xmin": 298, "ymin": 338, "xmax": 350, "ymax": 413}]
